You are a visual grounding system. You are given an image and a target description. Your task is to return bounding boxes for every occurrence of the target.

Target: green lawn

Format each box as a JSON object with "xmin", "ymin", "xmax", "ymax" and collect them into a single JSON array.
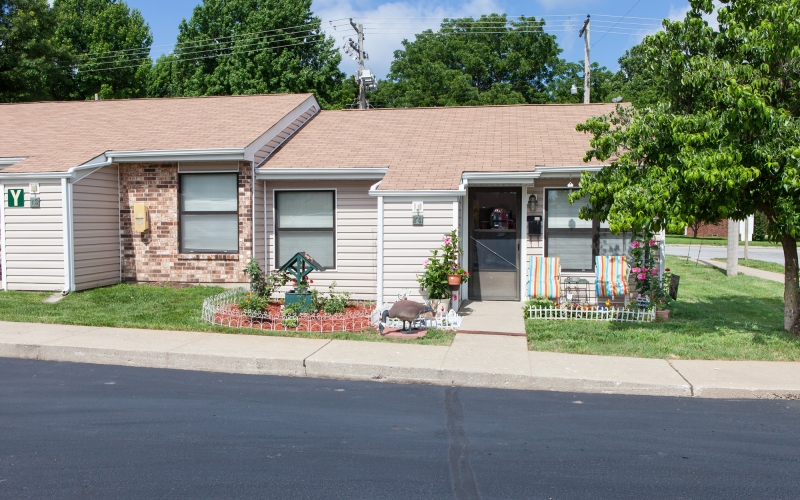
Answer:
[
  {"xmin": 666, "ymin": 235, "xmax": 780, "ymax": 247},
  {"xmin": 0, "ymin": 284, "xmax": 454, "ymax": 346},
  {"xmin": 526, "ymin": 257, "xmax": 800, "ymax": 360},
  {"xmin": 711, "ymin": 258, "xmax": 787, "ymax": 275}
]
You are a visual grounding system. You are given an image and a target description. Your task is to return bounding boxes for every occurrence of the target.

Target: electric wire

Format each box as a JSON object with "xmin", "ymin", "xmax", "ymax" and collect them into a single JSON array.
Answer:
[{"xmin": 592, "ymin": 0, "xmax": 645, "ymax": 48}]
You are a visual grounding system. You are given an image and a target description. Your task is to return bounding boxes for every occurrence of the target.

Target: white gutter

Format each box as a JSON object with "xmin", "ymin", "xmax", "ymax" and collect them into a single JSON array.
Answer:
[
  {"xmin": 372, "ymin": 181, "xmax": 384, "ymax": 305},
  {"xmin": 106, "ymin": 148, "xmax": 246, "ymax": 163},
  {"xmin": 257, "ymin": 168, "xmax": 388, "ymax": 181},
  {"xmin": 461, "ymin": 172, "xmax": 539, "ymax": 185},
  {"xmin": 61, "ymin": 178, "xmax": 74, "ymax": 294},
  {"xmin": 0, "ymin": 171, "xmax": 72, "ymax": 180},
  {"xmin": 369, "ymin": 188, "xmax": 466, "ymax": 197},
  {"xmin": 0, "ymin": 180, "xmax": 6, "ymax": 291},
  {"xmin": 0, "ymin": 157, "xmax": 25, "ymax": 169},
  {"xmin": 535, "ymin": 165, "xmax": 603, "ymax": 177}
]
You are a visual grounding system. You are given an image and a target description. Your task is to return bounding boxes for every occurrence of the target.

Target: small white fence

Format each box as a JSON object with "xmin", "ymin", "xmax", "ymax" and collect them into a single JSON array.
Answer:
[
  {"xmin": 370, "ymin": 306, "xmax": 463, "ymax": 331},
  {"xmin": 527, "ymin": 306, "xmax": 655, "ymax": 322}
]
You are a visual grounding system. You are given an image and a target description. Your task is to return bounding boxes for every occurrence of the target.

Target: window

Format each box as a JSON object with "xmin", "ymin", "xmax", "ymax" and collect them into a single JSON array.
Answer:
[
  {"xmin": 179, "ymin": 173, "xmax": 239, "ymax": 253},
  {"xmin": 275, "ymin": 190, "xmax": 335, "ymax": 269},
  {"xmin": 545, "ymin": 189, "xmax": 629, "ymax": 272}
]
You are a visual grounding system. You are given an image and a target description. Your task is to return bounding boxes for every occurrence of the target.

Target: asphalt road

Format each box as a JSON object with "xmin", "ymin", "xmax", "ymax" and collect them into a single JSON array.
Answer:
[
  {"xmin": 665, "ymin": 244, "xmax": 790, "ymax": 264},
  {"xmin": 1, "ymin": 359, "xmax": 799, "ymax": 499}
]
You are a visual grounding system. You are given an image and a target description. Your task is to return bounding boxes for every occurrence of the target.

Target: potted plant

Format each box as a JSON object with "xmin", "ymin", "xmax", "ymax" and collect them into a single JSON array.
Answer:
[{"xmin": 418, "ymin": 230, "xmax": 467, "ymax": 309}]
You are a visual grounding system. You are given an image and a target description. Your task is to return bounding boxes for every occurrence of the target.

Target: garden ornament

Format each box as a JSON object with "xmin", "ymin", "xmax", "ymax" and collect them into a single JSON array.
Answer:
[{"xmin": 379, "ymin": 299, "xmax": 435, "ymax": 334}]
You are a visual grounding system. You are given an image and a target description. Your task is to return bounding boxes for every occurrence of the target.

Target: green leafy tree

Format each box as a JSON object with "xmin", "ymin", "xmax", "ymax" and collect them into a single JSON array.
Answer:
[
  {"xmin": 373, "ymin": 14, "xmax": 562, "ymax": 107},
  {"xmin": 547, "ymin": 60, "xmax": 624, "ymax": 104},
  {"xmin": 147, "ymin": 54, "xmax": 184, "ymax": 98},
  {"xmin": 163, "ymin": 0, "xmax": 344, "ymax": 108},
  {"xmin": 53, "ymin": 0, "xmax": 152, "ymax": 100},
  {"xmin": 0, "ymin": 0, "xmax": 70, "ymax": 102},
  {"xmin": 572, "ymin": 0, "xmax": 800, "ymax": 334}
]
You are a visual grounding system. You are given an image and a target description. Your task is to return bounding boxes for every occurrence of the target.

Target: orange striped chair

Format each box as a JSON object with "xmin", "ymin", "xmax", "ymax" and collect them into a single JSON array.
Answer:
[
  {"xmin": 595, "ymin": 255, "xmax": 629, "ymax": 299},
  {"xmin": 528, "ymin": 256, "xmax": 561, "ymax": 299}
]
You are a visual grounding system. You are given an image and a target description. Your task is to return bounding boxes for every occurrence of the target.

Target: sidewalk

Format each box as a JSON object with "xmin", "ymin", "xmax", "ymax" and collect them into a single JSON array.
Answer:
[
  {"xmin": 699, "ymin": 259, "xmax": 784, "ymax": 283},
  {"xmin": 2, "ymin": 321, "xmax": 800, "ymax": 399}
]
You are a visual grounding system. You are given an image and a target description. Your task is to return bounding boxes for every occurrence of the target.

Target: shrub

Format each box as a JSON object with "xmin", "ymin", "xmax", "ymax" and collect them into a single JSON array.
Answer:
[
  {"xmin": 418, "ymin": 230, "xmax": 468, "ymax": 300},
  {"xmin": 524, "ymin": 296, "xmax": 556, "ymax": 311},
  {"xmin": 753, "ymin": 212, "xmax": 768, "ymax": 241},
  {"xmin": 323, "ymin": 282, "xmax": 350, "ymax": 315}
]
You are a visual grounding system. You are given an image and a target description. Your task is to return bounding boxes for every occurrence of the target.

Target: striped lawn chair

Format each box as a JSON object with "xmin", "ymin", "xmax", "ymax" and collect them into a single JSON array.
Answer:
[
  {"xmin": 527, "ymin": 256, "xmax": 561, "ymax": 299},
  {"xmin": 595, "ymin": 255, "xmax": 629, "ymax": 299}
]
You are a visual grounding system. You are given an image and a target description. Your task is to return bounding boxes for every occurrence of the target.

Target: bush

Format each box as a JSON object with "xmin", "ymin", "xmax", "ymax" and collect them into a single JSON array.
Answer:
[
  {"xmin": 753, "ymin": 212, "xmax": 768, "ymax": 241},
  {"xmin": 322, "ymin": 282, "xmax": 350, "ymax": 315},
  {"xmin": 524, "ymin": 296, "xmax": 556, "ymax": 311},
  {"xmin": 666, "ymin": 222, "xmax": 687, "ymax": 235}
]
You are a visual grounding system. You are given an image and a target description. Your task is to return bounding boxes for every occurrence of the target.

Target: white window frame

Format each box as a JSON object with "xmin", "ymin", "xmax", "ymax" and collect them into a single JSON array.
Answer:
[{"xmin": 272, "ymin": 188, "xmax": 338, "ymax": 270}]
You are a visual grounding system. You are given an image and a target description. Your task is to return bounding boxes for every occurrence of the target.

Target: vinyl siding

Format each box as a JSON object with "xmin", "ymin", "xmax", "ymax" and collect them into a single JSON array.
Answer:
[
  {"xmin": 254, "ymin": 173, "xmax": 266, "ymax": 269},
  {"xmin": 72, "ymin": 165, "xmax": 120, "ymax": 291},
  {"xmin": 265, "ymin": 180, "xmax": 377, "ymax": 300},
  {"xmin": 3, "ymin": 181, "xmax": 64, "ymax": 291},
  {"xmin": 383, "ymin": 199, "xmax": 457, "ymax": 302},
  {"xmin": 253, "ymin": 107, "xmax": 317, "ymax": 166}
]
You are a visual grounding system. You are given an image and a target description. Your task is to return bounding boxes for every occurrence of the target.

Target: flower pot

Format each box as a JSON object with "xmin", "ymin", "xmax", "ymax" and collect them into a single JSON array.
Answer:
[
  {"xmin": 447, "ymin": 274, "xmax": 462, "ymax": 285},
  {"xmin": 655, "ymin": 309, "xmax": 670, "ymax": 321},
  {"xmin": 285, "ymin": 291, "xmax": 313, "ymax": 312}
]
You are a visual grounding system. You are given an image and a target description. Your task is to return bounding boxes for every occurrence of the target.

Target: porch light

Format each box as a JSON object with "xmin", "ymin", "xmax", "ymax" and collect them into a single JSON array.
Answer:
[{"xmin": 527, "ymin": 194, "xmax": 538, "ymax": 212}]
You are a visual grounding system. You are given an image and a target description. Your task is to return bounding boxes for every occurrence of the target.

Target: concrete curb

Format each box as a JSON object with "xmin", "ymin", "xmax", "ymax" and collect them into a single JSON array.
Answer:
[{"xmin": 1, "ymin": 321, "xmax": 799, "ymax": 399}]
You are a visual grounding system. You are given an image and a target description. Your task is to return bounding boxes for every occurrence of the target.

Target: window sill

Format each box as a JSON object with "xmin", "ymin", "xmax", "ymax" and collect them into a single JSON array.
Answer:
[{"xmin": 178, "ymin": 254, "xmax": 239, "ymax": 261}]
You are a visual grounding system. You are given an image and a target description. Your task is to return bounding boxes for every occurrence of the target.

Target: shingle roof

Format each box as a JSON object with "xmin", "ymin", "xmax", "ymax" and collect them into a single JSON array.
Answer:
[
  {"xmin": 0, "ymin": 94, "xmax": 312, "ymax": 173},
  {"xmin": 262, "ymin": 104, "xmax": 618, "ymax": 190}
]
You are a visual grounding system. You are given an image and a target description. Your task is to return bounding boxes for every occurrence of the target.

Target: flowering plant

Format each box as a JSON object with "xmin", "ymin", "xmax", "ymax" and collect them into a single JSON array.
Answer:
[
  {"xmin": 418, "ymin": 230, "xmax": 467, "ymax": 300},
  {"xmin": 629, "ymin": 232, "xmax": 672, "ymax": 310}
]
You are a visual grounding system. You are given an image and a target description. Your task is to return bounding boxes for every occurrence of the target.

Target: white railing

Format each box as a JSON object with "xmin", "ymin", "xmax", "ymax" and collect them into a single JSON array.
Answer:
[
  {"xmin": 371, "ymin": 306, "xmax": 463, "ymax": 331},
  {"xmin": 527, "ymin": 306, "xmax": 655, "ymax": 322}
]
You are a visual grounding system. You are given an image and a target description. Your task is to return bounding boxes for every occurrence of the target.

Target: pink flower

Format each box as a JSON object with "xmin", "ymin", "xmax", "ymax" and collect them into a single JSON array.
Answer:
[
  {"xmin": 642, "ymin": 267, "xmax": 648, "ymax": 272},
  {"xmin": 631, "ymin": 267, "xmax": 641, "ymax": 273},
  {"xmin": 649, "ymin": 239, "xmax": 658, "ymax": 247},
  {"xmin": 637, "ymin": 273, "xmax": 647, "ymax": 280},
  {"xmin": 423, "ymin": 260, "xmax": 429, "ymax": 266},
  {"xmin": 651, "ymin": 268, "xmax": 658, "ymax": 276},
  {"xmin": 631, "ymin": 241, "xmax": 641, "ymax": 248},
  {"xmin": 443, "ymin": 236, "xmax": 452, "ymax": 245}
]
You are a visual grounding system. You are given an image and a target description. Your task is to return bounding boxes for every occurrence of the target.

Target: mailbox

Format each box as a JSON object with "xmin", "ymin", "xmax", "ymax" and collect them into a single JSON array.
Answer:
[
  {"xmin": 527, "ymin": 215, "xmax": 542, "ymax": 236},
  {"xmin": 133, "ymin": 203, "xmax": 149, "ymax": 233}
]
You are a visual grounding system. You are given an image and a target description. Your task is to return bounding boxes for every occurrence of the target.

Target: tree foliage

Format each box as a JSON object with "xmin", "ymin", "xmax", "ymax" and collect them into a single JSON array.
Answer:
[
  {"xmin": 0, "ymin": 0, "xmax": 70, "ymax": 102},
  {"xmin": 572, "ymin": 0, "xmax": 800, "ymax": 334},
  {"xmin": 53, "ymin": 0, "xmax": 152, "ymax": 100},
  {"xmin": 547, "ymin": 60, "xmax": 623, "ymax": 104},
  {"xmin": 151, "ymin": 0, "xmax": 345, "ymax": 108},
  {"xmin": 372, "ymin": 14, "xmax": 563, "ymax": 107}
]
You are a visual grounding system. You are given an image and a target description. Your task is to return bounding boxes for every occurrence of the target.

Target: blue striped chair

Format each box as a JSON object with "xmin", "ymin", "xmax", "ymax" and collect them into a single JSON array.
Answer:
[
  {"xmin": 527, "ymin": 256, "xmax": 561, "ymax": 299},
  {"xmin": 595, "ymin": 255, "xmax": 629, "ymax": 298}
]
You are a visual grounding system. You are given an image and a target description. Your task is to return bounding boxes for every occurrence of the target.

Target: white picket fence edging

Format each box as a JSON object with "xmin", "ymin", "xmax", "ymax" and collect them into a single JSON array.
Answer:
[
  {"xmin": 528, "ymin": 306, "xmax": 655, "ymax": 322},
  {"xmin": 371, "ymin": 305, "xmax": 463, "ymax": 331}
]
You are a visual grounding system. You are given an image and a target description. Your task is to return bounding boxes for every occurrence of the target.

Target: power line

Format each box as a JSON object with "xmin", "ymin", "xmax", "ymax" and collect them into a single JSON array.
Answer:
[{"xmin": 592, "ymin": 0, "xmax": 644, "ymax": 48}]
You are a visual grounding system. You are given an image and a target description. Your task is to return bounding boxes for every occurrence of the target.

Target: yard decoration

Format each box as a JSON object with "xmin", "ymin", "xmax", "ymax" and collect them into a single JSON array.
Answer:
[
  {"xmin": 571, "ymin": 0, "xmax": 800, "ymax": 335},
  {"xmin": 418, "ymin": 230, "xmax": 468, "ymax": 305},
  {"xmin": 279, "ymin": 252, "xmax": 326, "ymax": 312},
  {"xmin": 379, "ymin": 300, "xmax": 435, "ymax": 334}
]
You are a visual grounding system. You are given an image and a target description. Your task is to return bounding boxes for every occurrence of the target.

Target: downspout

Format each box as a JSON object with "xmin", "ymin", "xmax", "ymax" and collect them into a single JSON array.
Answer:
[
  {"xmin": 0, "ymin": 181, "xmax": 6, "ymax": 291},
  {"xmin": 372, "ymin": 181, "xmax": 384, "ymax": 305},
  {"xmin": 61, "ymin": 178, "xmax": 75, "ymax": 294}
]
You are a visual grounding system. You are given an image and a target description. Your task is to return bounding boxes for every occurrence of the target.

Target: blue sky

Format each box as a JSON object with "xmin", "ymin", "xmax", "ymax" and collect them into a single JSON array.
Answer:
[{"xmin": 127, "ymin": 0, "xmax": 704, "ymax": 77}]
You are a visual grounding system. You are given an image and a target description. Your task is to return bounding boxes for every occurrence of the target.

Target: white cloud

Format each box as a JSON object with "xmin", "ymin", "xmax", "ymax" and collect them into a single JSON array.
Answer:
[{"xmin": 316, "ymin": 0, "xmax": 503, "ymax": 78}]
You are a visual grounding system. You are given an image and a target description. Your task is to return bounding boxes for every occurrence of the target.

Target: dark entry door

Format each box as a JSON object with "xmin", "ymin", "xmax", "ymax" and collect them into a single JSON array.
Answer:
[{"xmin": 467, "ymin": 187, "xmax": 521, "ymax": 301}]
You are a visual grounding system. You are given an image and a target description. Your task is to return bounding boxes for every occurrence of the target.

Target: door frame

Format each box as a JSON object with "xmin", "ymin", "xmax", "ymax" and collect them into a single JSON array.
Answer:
[{"xmin": 466, "ymin": 186, "xmax": 521, "ymax": 301}]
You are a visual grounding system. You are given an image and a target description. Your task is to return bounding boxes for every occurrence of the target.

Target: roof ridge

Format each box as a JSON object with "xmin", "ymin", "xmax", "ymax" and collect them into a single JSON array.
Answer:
[
  {"xmin": 0, "ymin": 93, "xmax": 313, "ymax": 106},
  {"xmin": 326, "ymin": 102, "xmax": 623, "ymax": 113}
]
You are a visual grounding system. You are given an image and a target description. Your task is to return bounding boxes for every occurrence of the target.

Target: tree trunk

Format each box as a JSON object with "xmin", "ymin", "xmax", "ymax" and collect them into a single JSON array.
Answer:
[
  {"xmin": 691, "ymin": 222, "xmax": 700, "ymax": 238},
  {"xmin": 781, "ymin": 235, "xmax": 800, "ymax": 335},
  {"xmin": 726, "ymin": 218, "xmax": 738, "ymax": 277}
]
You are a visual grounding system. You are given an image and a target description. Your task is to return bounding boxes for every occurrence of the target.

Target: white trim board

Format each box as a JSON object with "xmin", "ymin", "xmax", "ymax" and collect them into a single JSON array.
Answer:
[
  {"xmin": 0, "ymin": 181, "xmax": 6, "ymax": 291},
  {"xmin": 246, "ymin": 95, "xmax": 320, "ymax": 164},
  {"xmin": 258, "ymin": 168, "xmax": 387, "ymax": 181}
]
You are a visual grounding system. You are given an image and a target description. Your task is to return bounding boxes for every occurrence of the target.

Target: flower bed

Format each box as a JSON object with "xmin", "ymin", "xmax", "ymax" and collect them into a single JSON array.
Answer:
[
  {"xmin": 527, "ymin": 306, "xmax": 655, "ymax": 322},
  {"xmin": 202, "ymin": 288, "xmax": 374, "ymax": 332}
]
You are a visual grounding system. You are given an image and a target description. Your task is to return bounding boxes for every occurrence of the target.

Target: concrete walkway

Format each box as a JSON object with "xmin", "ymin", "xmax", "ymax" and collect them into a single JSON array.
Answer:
[
  {"xmin": 457, "ymin": 300, "xmax": 527, "ymax": 335},
  {"xmin": 2, "ymin": 321, "xmax": 800, "ymax": 399},
  {"xmin": 699, "ymin": 258, "xmax": 785, "ymax": 283}
]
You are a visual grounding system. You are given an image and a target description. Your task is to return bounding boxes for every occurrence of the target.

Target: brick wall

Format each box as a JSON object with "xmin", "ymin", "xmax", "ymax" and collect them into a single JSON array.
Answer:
[
  {"xmin": 119, "ymin": 162, "xmax": 252, "ymax": 284},
  {"xmin": 693, "ymin": 220, "xmax": 735, "ymax": 238}
]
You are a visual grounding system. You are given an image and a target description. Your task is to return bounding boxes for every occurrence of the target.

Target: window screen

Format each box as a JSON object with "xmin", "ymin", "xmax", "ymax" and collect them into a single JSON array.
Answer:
[
  {"xmin": 179, "ymin": 173, "xmax": 238, "ymax": 253},
  {"xmin": 545, "ymin": 189, "xmax": 594, "ymax": 271},
  {"xmin": 275, "ymin": 191, "xmax": 335, "ymax": 269}
]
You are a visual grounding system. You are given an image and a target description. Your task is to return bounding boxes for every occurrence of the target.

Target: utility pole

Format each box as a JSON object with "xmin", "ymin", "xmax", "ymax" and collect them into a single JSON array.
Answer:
[
  {"xmin": 727, "ymin": 218, "xmax": 738, "ymax": 277},
  {"xmin": 349, "ymin": 19, "xmax": 366, "ymax": 110},
  {"xmin": 579, "ymin": 15, "xmax": 591, "ymax": 104}
]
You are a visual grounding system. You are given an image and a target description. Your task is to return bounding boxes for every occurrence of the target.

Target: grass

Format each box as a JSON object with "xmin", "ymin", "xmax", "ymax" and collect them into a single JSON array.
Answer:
[
  {"xmin": 711, "ymin": 258, "xmax": 787, "ymax": 275},
  {"xmin": 0, "ymin": 284, "xmax": 455, "ymax": 346},
  {"xmin": 666, "ymin": 235, "xmax": 780, "ymax": 247},
  {"xmin": 525, "ymin": 256, "xmax": 800, "ymax": 360}
]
